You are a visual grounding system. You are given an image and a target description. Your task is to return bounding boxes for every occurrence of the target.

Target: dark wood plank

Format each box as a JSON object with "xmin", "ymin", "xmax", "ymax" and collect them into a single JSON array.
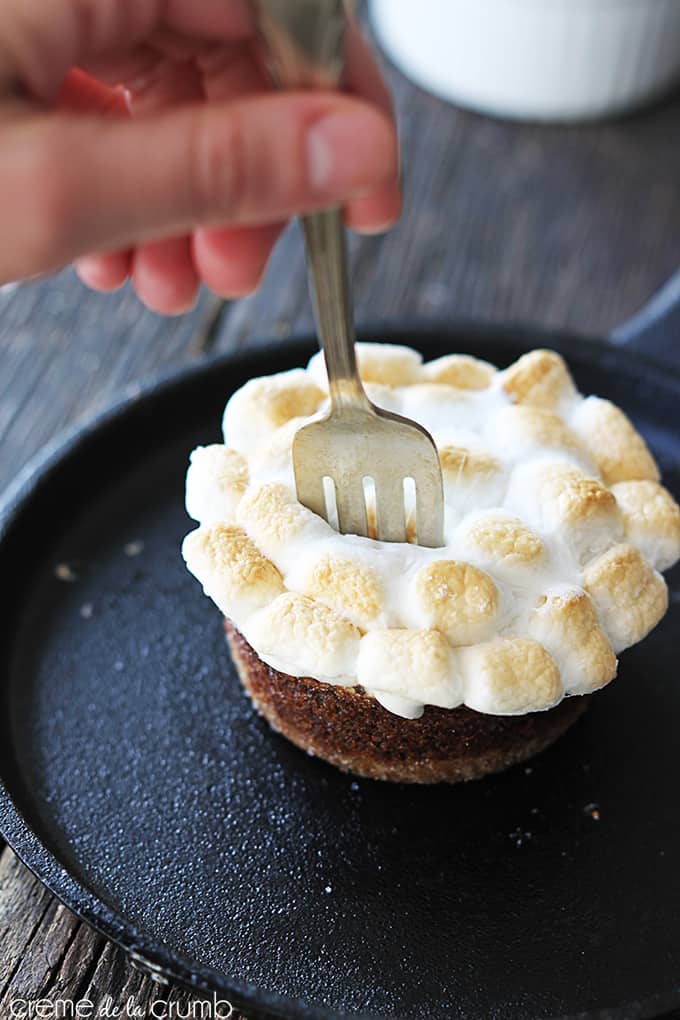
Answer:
[
  {"xmin": 0, "ymin": 272, "xmax": 224, "ymax": 488},
  {"xmin": 0, "ymin": 847, "xmax": 250, "ymax": 1019}
]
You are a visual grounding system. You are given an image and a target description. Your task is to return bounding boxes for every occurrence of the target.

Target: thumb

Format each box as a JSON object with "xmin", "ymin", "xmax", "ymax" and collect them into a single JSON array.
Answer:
[{"xmin": 2, "ymin": 91, "xmax": 397, "ymax": 281}]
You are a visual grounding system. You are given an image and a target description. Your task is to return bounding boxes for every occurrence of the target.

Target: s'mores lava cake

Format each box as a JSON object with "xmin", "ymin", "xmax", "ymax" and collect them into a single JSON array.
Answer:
[{"xmin": 183, "ymin": 344, "xmax": 680, "ymax": 783}]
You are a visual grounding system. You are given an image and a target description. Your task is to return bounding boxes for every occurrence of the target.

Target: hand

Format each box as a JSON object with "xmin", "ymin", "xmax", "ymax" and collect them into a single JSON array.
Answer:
[{"xmin": 0, "ymin": 0, "xmax": 400, "ymax": 313}]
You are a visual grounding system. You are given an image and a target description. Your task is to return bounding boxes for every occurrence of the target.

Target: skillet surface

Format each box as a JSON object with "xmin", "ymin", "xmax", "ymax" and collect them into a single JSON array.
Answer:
[{"xmin": 1, "ymin": 327, "xmax": 679, "ymax": 1020}]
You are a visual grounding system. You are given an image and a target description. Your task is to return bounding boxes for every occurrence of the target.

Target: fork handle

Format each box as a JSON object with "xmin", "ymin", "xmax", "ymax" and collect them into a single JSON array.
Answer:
[
  {"xmin": 301, "ymin": 210, "xmax": 368, "ymax": 406},
  {"xmin": 254, "ymin": 0, "xmax": 370, "ymax": 408}
]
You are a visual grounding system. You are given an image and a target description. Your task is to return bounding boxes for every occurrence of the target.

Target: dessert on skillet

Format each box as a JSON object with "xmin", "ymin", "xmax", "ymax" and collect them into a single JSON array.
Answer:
[{"xmin": 182, "ymin": 342, "xmax": 680, "ymax": 783}]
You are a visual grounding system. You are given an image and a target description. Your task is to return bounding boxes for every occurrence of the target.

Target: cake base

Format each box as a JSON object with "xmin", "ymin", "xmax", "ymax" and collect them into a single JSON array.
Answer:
[{"xmin": 225, "ymin": 621, "xmax": 588, "ymax": 784}]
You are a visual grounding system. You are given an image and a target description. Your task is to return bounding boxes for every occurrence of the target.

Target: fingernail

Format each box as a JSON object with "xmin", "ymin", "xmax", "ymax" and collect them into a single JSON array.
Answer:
[
  {"xmin": 306, "ymin": 107, "xmax": 396, "ymax": 198},
  {"xmin": 355, "ymin": 220, "xmax": 397, "ymax": 236}
]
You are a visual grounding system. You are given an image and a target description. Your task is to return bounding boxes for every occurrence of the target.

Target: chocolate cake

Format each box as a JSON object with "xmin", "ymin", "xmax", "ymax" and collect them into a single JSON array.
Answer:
[{"xmin": 226, "ymin": 621, "xmax": 588, "ymax": 783}]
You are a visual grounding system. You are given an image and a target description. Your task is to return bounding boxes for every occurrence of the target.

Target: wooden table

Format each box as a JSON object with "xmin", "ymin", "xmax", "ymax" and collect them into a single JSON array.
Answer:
[{"xmin": 2, "ymin": 28, "xmax": 680, "ymax": 1018}]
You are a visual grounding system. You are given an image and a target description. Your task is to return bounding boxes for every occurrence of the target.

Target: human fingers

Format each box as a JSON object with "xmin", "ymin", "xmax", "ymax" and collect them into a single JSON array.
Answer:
[
  {"xmin": 131, "ymin": 236, "xmax": 200, "ymax": 314},
  {"xmin": 58, "ymin": 68, "xmax": 134, "ymax": 291},
  {"xmin": 2, "ymin": 92, "xmax": 397, "ymax": 281},
  {"xmin": 345, "ymin": 178, "xmax": 402, "ymax": 234},
  {"xmin": 75, "ymin": 249, "xmax": 133, "ymax": 291},
  {"xmin": 72, "ymin": 36, "xmax": 271, "ymax": 307},
  {"xmin": 192, "ymin": 222, "xmax": 284, "ymax": 298}
]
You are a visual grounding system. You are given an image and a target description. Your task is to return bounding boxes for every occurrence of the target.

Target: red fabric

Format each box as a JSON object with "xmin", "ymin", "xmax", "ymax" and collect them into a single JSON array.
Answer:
[{"xmin": 57, "ymin": 68, "xmax": 129, "ymax": 115}]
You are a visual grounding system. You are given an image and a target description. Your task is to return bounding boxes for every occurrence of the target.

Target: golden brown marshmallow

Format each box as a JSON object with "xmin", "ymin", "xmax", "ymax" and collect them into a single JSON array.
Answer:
[
  {"xmin": 185, "ymin": 445, "xmax": 248, "ymax": 524},
  {"xmin": 583, "ymin": 544, "xmax": 668, "ymax": 652},
  {"xmin": 237, "ymin": 482, "xmax": 329, "ymax": 560},
  {"xmin": 612, "ymin": 480, "xmax": 680, "ymax": 572},
  {"xmin": 528, "ymin": 588, "xmax": 617, "ymax": 695},
  {"xmin": 414, "ymin": 560, "xmax": 498, "ymax": 645},
  {"xmin": 541, "ymin": 465, "xmax": 618, "ymax": 525},
  {"xmin": 223, "ymin": 369, "xmax": 324, "ymax": 453},
  {"xmin": 302, "ymin": 555, "xmax": 384, "ymax": 630},
  {"xmin": 250, "ymin": 417, "xmax": 308, "ymax": 473},
  {"xmin": 491, "ymin": 405, "xmax": 589, "ymax": 462},
  {"xmin": 307, "ymin": 343, "xmax": 422, "ymax": 389},
  {"xmin": 357, "ymin": 629, "xmax": 462, "ymax": 710},
  {"xmin": 461, "ymin": 638, "xmax": 563, "ymax": 715},
  {"xmin": 245, "ymin": 592, "xmax": 361, "ymax": 680},
  {"xmin": 508, "ymin": 462, "xmax": 623, "ymax": 564},
  {"xmin": 461, "ymin": 513, "xmax": 545, "ymax": 568},
  {"xmin": 502, "ymin": 349, "xmax": 577, "ymax": 409},
  {"xmin": 182, "ymin": 524, "xmax": 284, "ymax": 620},
  {"xmin": 439, "ymin": 446, "xmax": 508, "ymax": 519},
  {"xmin": 570, "ymin": 396, "xmax": 659, "ymax": 485},
  {"xmin": 439, "ymin": 446, "xmax": 501, "ymax": 482},
  {"xmin": 356, "ymin": 343, "xmax": 422, "ymax": 386},
  {"xmin": 421, "ymin": 354, "xmax": 496, "ymax": 390}
]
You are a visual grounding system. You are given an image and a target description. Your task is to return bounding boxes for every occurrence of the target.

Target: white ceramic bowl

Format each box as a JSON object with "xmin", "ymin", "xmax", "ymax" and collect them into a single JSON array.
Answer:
[{"xmin": 370, "ymin": 0, "xmax": 680, "ymax": 122}]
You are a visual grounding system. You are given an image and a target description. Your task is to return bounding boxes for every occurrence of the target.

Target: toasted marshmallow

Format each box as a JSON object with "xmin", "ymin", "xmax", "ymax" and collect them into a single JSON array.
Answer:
[
  {"xmin": 612, "ymin": 480, "xmax": 680, "ymax": 571},
  {"xmin": 237, "ymin": 482, "xmax": 332, "ymax": 564},
  {"xmin": 502, "ymin": 349, "xmax": 577, "ymax": 410},
  {"xmin": 413, "ymin": 560, "xmax": 498, "ymax": 645},
  {"xmin": 182, "ymin": 524, "xmax": 284, "ymax": 621},
  {"xmin": 250, "ymin": 417, "xmax": 307, "ymax": 477},
  {"xmin": 461, "ymin": 638, "xmax": 563, "ymax": 715},
  {"xmin": 392, "ymin": 383, "xmax": 486, "ymax": 439},
  {"xmin": 459, "ymin": 512, "xmax": 545, "ymax": 569},
  {"xmin": 300, "ymin": 554, "xmax": 385, "ymax": 631},
  {"xmin": 223, "ymin": 369, "xmax": 324, "ymax": 454},
  {"xmin": 185, "ymin": 342, "xmax": 678, "ymax": 720},
  {"xmin": 439, "ymin": 446, "xmax": 508, "ymax": 528},
  {"xmin": 528, "ymin": 587, "xmax": 617, "ymax": 695},
  {"xmin": 244, "ymin": 593, "xmax": 360, "ymax": 682},
  {"xmin": 358, "ymin": 628, "xmax": 462, "ymax": 714},
  {"xmin": 421, "ymin": 354, "xmax": 496, "ymax": 390},
  {"xmin": 489, "ymin": 405, "xmax": 592, "ymax": 469},
  {"xmin": 185, "ymin": 445, "xmax": 248, "ymax": 524},
  {"xmin": 570, "ymin": 396, "xmax": 659, "ymax": 485},
  {"xmin": 583, "ymin": 544, "xmax": 668, "ymax": 652},
  {"xmin": 533, "ymin": 465, "xmax": 618, "ymax": 525},
  {"xmin": 507, "ymin": 461, "xmax": 623, "ymax": 564},
  {"xmin": 307, "ymin": 342, "xmax": 422, "ymax": 389},
  {"xmin": 439, "ymin": 445, "xmax": 501, "ymax": 482}
]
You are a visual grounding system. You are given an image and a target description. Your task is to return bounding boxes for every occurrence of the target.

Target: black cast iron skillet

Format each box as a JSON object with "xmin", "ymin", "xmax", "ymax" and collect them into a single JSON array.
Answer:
[{"xmin": 1, "ymin": 272, "xmax": 680, "ymax": 1020}]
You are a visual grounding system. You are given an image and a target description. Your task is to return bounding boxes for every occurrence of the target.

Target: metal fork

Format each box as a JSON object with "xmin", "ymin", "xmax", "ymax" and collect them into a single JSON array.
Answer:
[{"xmin": 255, "ymin": 0, "xmax": 444, "ymax": 547}]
